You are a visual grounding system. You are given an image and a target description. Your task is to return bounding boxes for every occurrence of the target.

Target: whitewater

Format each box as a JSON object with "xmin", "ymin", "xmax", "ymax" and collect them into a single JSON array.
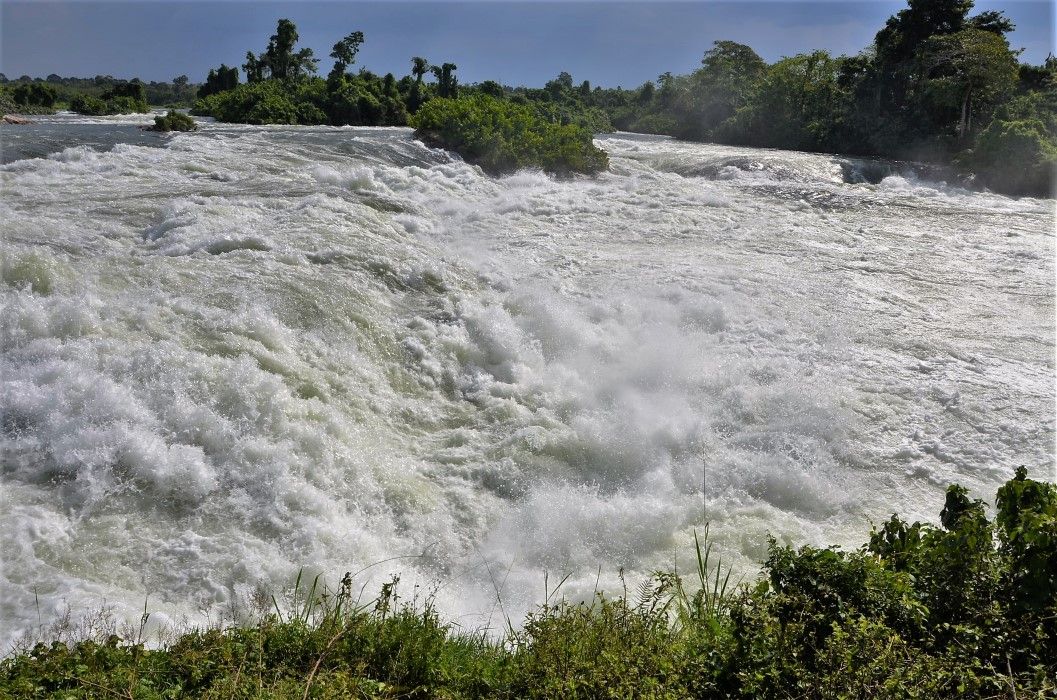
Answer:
[{"xmin": 1, "ymin": 114, "xmax": 1054, "ymax": 648}]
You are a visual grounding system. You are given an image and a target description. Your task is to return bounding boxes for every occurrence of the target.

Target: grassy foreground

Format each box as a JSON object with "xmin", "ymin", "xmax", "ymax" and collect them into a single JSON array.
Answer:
[{"xmin": 3, "ymin": 468, "xmax": 1054, "ymax": 699}]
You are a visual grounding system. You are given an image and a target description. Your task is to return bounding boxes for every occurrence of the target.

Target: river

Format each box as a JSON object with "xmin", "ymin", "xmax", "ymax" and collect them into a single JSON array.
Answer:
[{"xmin": 1, "ymin": 113, "xmax": 1053, "ymax": 647}]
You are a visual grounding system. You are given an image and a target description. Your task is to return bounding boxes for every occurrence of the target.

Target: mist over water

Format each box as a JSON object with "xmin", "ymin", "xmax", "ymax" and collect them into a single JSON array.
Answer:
[{"xmin": 1, "ymin": 116, "xmax": 1053, "ymax": 647}]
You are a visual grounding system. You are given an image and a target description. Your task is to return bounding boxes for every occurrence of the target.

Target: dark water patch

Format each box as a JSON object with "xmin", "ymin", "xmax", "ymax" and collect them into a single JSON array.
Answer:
[
  {"xmin": 205, "ymin": 238, "xmax": 271, "ymax": 255},
  {"xmin": 746, "ymin": 184, "xmax": 879, "ymax": 211},
  {"xmin": 0, "ymin": 120, "xmax": 166, "ymax": 163},
  {"xmin": 838, "ymin": 157, "xmax": 967, "ymax": 188}
]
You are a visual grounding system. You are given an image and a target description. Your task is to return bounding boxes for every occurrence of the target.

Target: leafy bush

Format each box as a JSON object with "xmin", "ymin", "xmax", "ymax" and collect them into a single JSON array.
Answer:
[
  {"xmin": 201, "ymin": 80, "xmax": 301, "ymax": 124},
  {"xmin": 412, "ymin": 94, "xmax": 609, "ymax": 176},
  {"xmin": 107, "ymin": 95, "xmax": 150, "ymax": 114},
  {"xmin": 69, "ymin": 94, "xmax": 108, "ymax": 115},
  {"xmin": 969, "ymin": 115, "xmax": 1056, "ymax": 196},
  {"xmin": 152, "ymin": 110, "xmax": 197, "ymax": 132},
  {"xmin": 12, "ymin": 83, "xmax": 57, "ymax": 108},
  {"xmin": 68, "ymin": 92, "xmax": 149, "ymax": 115}
]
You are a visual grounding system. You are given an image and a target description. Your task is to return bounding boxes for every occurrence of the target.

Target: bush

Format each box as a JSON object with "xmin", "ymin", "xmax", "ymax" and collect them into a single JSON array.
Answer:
[
  {"xmin": 969, "ymin": 117, "xmax": 1056, "ymax": 196},
  {"xmin": 107, "ymin": 95, "xmax": 150, "ymax": 114},
  {"xmin": 152, "ymin": 110, "xmax": 197, "ymax": 132},
  {"xmin": 68, "ymin": 92, "xmax": 149, "ymax": 116},
  {"xmin": 69, "ymin": 94, "xmax": 108, "ymax": 115},
  {"xmin": 411, "ymin": 94, "xmax": 609, "ymax": 176},
  {"xmin": 12, "ymin": 83, "xmax": 57, "ymax": 108},
  {"xmin": 192, "ymin": 80, "xmax": 299, "ymax": 124}
]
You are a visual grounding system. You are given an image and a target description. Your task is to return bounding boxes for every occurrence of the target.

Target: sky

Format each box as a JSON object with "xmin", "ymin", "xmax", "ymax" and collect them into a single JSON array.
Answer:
[{"xmin": 1, "ymin": 1, "xmax": 1054, "ymax": 88}]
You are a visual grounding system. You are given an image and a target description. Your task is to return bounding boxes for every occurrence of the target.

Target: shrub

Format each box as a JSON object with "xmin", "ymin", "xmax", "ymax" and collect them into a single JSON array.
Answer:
[
  {"xmin": 12, "ymin": 83, "xmax": 57, "ymax": 108},
  {"xmin": 193, "ymin": 80, "xmax": 299, "ymax": 124},
  {"xmin": 68, "ymin": 93, "xmax": 149, "ymax": 116},
  {"xmin": 69, "ymin": 94, "xmax": 108, "ymax": 115},
  {"xmin": 969, "ymin": 117, "xmax": 1056, "ymax": 196},
  {"xmin": 411, "ymin": 94, "xmax": 609, "ymax": 176},
  {"xmin": 152, "ymin": 110, "xmax": 197, "ymax": 132},
  {"xmin": 107, "ymin": 95, "xmax": 150, "ymax": 114}
]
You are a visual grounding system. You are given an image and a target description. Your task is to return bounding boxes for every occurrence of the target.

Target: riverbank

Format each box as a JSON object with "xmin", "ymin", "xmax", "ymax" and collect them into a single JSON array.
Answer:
[{"xmin": 3, "ymin": 470, "xmax": 1054, "ymax": 698}]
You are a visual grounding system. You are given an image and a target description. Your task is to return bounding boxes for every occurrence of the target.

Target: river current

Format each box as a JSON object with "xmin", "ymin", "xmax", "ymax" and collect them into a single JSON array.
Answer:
[{"xmin": 1, "ymin": 114, "xmax": 1053, "ymax": 646}]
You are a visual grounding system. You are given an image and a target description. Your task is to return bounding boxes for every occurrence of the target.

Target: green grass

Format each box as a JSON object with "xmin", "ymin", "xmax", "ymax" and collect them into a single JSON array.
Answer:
[{"xmin": 3, "ymin": 468, "xmax": 1055, "ymax": 698}]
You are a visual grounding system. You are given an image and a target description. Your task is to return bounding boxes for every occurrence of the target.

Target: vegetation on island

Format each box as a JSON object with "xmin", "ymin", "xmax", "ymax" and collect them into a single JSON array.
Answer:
[
  {"xmin": 150, "ymin": 110, "xmax": 197, "ymax": 132},
  {"xmin": 67, "ymin": 82, "xmax": 150, "ymax": 116},
  {"xmin": 3, "ymin": 467, "xmax": 1054, "ymax": 698},
  {"xmin": 0, "ymin": 73, "xmax": 196, "ymax": 115},
  {"xmin": 185, "ymin": 19, "xmax": 611, "ymax": 175},
  {"xmin": 412, "ymin": 95, "xmax": 608, "ymax": 176}
]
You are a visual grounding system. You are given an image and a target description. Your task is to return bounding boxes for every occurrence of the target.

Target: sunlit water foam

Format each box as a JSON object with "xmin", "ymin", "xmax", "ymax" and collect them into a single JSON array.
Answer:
[{"xmin": 1, "ymin": 122, "xmax": 1053, "ymax": 647}]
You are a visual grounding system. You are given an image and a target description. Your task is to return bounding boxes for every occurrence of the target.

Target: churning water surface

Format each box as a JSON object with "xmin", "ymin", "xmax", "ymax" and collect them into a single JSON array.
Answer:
[{"xmin": 1, "ymin": 114, "xmax": 1054, "ymax": 646}]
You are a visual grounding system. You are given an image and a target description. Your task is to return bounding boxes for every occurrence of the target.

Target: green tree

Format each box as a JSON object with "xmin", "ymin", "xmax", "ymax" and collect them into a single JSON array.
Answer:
[
  {"xmin": 968, "ymin": 9, "xmax": 1015, "ymax": 35},
  {"xmin": 721, "ymin": 50, "xmax": 842, "ymax": 150},
  {"xmin": 921, "ymin": 28, "xmax": 1018, "ymax": 140},
  {"xmin": 328, "ymin": 31, "xmax": 365, "ymax": 86},
  {"xmin": 12, "ymin": 83, "xmax": 57, "ymax": 107},
  {"xmin": 411, "ymin": 57, "xmax": 429, "ymax": 84},
  {"xmin": 431, "ymin": 62, "xmax": 458, "ymax": 98},
  {"xmin": 247, "ymin": 19, "xmax": 318, "ymax": 82},
  {"xmin": 198, "ymin": 64, "xmax": 239, "ymax": 98},
  {"xmin": 243, "ymin": 51, "xmax": 265, "ymax": 83},
  {"xmin": 673, "ymin": 41, "xmax": 767, "ymax": 140},
  {"xmin": 875, "ymin": 0, "xmax": 974, "ymax": 65}
]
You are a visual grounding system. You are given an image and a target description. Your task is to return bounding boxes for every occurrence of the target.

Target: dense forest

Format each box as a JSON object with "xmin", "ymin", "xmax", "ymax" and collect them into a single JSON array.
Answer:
[
  {"xmin": 600, "ymin": 1, "xmax": 1056, "ymax": 195},
  {"xmin": 1, "ymin": 0, "xmax": 1054, "ymax": 190}
]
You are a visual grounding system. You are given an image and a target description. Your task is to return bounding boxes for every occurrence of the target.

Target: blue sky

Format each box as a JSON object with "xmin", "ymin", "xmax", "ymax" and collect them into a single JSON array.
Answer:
[{"xmin": 2, "ymin": 1, "xmax": 1054, "ymax": 87}]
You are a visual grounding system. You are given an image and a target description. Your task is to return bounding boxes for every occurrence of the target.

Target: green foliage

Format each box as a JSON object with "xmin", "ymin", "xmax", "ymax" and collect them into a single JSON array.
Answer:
[
  {"xmin": 194, "ymin": 79, "xmax": 299, "ymax": 124},
  {"xmin": 102, "ymin": 80, "xmax": 147, "ymax": 103},
  {"xmin": 68, "ymin": 94, "xmax": 108, "ymax": 115},
  {"xmin": 152, "ymin": 110, "xmax": 197, "ymax": 132},
  {"xmin": 245, "ymin": 18, "xmax": 319, "ymax": 83},
  {"xmin": 68, "ymin": 85, "xmax": 150, "ymax": 115},
  {"xmin": 719, "ymin": 50, "xmax": 844, "ymax": 151},
  {"xmin": 12, "ymin": 82, "xmax": 57, "ymax": 108},
  {"xmin": 967, "ymin": 92, "xmax": 1057, "ymax": 196},
  {"xmin": 3, "ymin": 470, "xmax": 1054, "ymax": 698},
  {"xmin": 411, "ymin": 94, "xmax": 609, "ymax": 176},
  {"xmin": 431, "ymin": 62, "xmax": 459, "ymax": 99},
  {"xmin": 328, "ymin": 31, "xmax": 365, "ymax": 86},
  {"xmin": 3, "ymin": 75, "xmax": 197, "ymax": 110},
  {"xmin": 587, "ymin": 0, "xmax": 1042, "ymax": 196},
  {"xmin": 919, "ymin": 28, "xmax": 1019, "ymax": 141},
  {"xmin": 198, "ymin": 64, "xmax": 239, "ymax": 99}
]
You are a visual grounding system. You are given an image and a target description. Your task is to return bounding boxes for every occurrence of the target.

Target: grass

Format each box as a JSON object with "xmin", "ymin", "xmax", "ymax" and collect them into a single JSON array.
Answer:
[{"xmin": 3, "ymin": 468, "xmax": 1055, "ymax": 698}]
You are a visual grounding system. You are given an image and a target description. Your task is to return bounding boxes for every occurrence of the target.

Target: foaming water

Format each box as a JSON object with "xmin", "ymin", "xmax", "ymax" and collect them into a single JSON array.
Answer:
[{"xmin": 1, "ymin": 117, "xmax": 1054, "ymax": 647}]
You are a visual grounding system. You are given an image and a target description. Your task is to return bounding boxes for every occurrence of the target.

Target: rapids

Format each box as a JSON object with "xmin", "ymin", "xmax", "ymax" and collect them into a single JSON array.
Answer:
[{"xmin": 1, "ymin": 115, "xmax": 1053, "ymax": 646}]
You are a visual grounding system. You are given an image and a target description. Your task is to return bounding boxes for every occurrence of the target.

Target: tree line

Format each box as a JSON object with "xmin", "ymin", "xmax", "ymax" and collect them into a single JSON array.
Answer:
[
  {"xmin": 0, "ymin": 73, "xmax": 198, "ymax": 113},
  {"xmin": 3, "ymin": 0, "xmax": 1053, "ymax": 194},
  {"xmin": 580, "ymin": 0, "xmax": 1055, "ymax": 195}
]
